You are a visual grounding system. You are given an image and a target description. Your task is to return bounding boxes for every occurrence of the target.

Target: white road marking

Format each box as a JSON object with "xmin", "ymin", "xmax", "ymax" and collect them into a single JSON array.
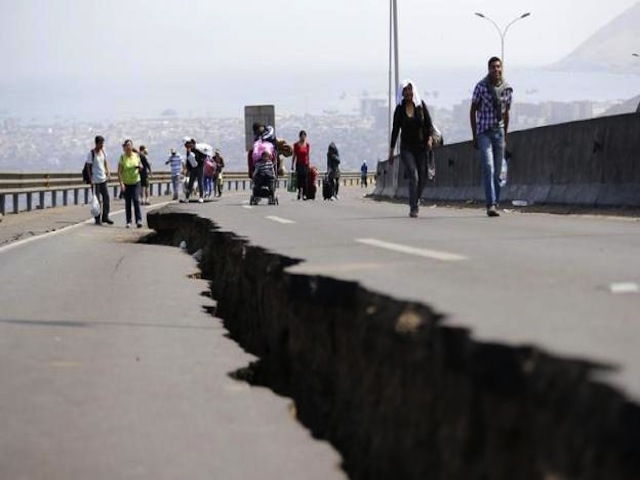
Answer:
[
  {"xmin": 0, "ymin": 201, "xmax": 174, "ymax": 254},
  {"xmin": 266, "ymin": 216, "xmax": 295, "ymax": 224},
  {"xmin": 609, "ymin": 282, "xmax": 640, "ymax": 295},
  {"xmin": 355, "ymin": 238, "xmax": 468, "ymax": 262},
  {"xmin": 242, "ymin": 205, "xmax": 254, "ymax": 210}
]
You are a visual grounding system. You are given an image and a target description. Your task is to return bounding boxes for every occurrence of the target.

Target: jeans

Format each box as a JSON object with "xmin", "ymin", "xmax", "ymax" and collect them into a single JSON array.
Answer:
[
  {"xmin": 124, "ymin": 183, "xmax": 141, "ymax": 224},
  {"xmin": 171, "ymin": 175, "xmax": 180, "ymax": 199},
  {"xmin": 204, "ymin": 175, "xmax": 213, "ymax": 197},
  {"xmin": 93, "ymin": 181, "xmax": 110, "ymax": 222},
  {"xmin": 478, "ymin": 128, "xmax": 505, "ymax": 207},
  {"xmin": 400, "ymin": 148, "xmax": 428, "ymax": 213}
]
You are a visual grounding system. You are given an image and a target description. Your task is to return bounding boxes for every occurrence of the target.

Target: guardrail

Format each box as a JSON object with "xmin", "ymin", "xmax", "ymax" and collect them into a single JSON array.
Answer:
[{"xmin": 0, "ymin": 170, "xmax": 375, "ymax": 215}]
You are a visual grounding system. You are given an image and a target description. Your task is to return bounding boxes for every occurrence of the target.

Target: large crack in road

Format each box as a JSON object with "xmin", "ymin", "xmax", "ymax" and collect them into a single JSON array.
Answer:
[{"xmin": 146, "ymin": 209, "xmax": 640, "ymax": 480}]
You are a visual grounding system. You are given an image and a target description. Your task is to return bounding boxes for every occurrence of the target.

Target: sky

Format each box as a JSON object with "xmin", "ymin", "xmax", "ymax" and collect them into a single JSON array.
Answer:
[{"xmin": 1, "ymin": 0, "xmax": 639, "ymax": 119}]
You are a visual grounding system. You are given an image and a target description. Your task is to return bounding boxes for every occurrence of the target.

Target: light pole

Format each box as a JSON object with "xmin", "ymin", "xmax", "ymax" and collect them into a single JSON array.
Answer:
[
  {"xmin": 474, "ymin": 12, "xmax": 531, "ymax": 66},
  {"xmin": 389, "ymin": 0, "xmax": 400, "ymax": 149}
]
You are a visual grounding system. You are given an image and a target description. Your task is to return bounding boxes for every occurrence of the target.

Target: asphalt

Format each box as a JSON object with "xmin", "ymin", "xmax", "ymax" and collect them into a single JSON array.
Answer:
[
  {"xmin": 0, "ymin": 194, "xmax": 345, "ymax": 480},
  {"xmin": 1, "ymin": 187, "xmax": 639, "ymax": 479}
]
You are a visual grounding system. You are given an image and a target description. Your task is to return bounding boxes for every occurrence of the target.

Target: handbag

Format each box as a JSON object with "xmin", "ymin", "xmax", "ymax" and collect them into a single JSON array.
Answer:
[{"xmin": 287, "ymin": 172, "xmax": 297, "ymax": 192}]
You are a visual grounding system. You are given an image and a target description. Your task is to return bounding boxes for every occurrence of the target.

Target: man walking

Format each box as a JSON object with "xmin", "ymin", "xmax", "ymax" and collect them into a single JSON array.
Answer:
[
  {"xmin": 85, "ymin": 135, "xmax": 113, "ymax": 225},
  {"xmin": 470, "ymin": 56, "xmax": 513, "ymax": 217},
  {"xmin": 165, "ymin": 148, "xmax": 183, "ymax": 200}
]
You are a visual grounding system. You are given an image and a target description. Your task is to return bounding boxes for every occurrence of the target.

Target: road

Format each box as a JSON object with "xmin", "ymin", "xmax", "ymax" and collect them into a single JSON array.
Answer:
[
  {"xmin": 0, "ymin": 198, "xmax": 345, "ymax": 480},
  {"xmin": 167, "ymin": 187, "xmax": 640, "ymax": 400},
  {"xmin": 0, "ymin": 187, "xmax": 638, "ymax": 478}
]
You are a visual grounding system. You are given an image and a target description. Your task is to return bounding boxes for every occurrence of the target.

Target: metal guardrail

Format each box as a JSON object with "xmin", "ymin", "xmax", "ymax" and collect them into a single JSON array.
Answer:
[{"xmin": 0, "ymin": 171, "xmax": 375, "ymax": 215}]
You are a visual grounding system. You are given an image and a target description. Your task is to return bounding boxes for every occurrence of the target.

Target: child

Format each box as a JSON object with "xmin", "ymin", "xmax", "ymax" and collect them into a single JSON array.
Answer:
[{"xmin": 253, "ymin": 150, "xmax": 276, "ymax": 185}]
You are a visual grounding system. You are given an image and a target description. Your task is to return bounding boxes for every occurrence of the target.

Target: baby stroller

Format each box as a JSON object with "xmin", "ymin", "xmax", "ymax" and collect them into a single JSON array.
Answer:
[
  {"xmin": 251, "ymin": 173, "xmax": 278, "ymax": 205},
  {"xmin": 249, "ymin": 140, "xmax": 279, "ymax": 206}
]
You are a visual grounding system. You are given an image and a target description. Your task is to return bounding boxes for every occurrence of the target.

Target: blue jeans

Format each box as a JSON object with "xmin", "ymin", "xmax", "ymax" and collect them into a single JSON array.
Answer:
[
  {"xmin": 204, "ymin": 175, "xmax": 213, "ymax": 197},
  {"xmin": 171, "ymin": 174, "xmax": 180, "ymax": 199},
  {"xmin": 478, "ymin": 128, "xmax": 505, "ymax": 207},
  {"xmin": 400, "ymin": 148, "xmax": 427, "ymax": 213}
]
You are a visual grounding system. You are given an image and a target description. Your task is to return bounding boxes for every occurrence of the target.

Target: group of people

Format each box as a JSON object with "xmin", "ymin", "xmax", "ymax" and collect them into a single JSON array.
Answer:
[
  {"xmin": 85, "ymin": 136, "xmax": 152, "ymax": 228},
  {"xmin": 86, "ymin": 136, "xmax": 226, "ymax": 228},
  {"xmin": 87, "ymin": 56, "xmax": 511, "ymax": 224},
  {"xmin": 247, "ymin": 124, "xmax": 372, "ymax": 202},
  {"xmin": 167, "ymin": 140, "xmax": 225, "ymax": 203},
  {"xmin": 390, "ymin": 56, "xmax": 512, "ymax": 218}
]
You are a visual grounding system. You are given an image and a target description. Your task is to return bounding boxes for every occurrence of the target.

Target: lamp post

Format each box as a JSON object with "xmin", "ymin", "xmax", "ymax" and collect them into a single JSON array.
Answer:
[
  {"xmin": 474, "ymin": 12, "xmax": 531, "ymax": 66},
  {"xmin": 388, "ymin": 0, "xmax": 400, "ymax": 149}
]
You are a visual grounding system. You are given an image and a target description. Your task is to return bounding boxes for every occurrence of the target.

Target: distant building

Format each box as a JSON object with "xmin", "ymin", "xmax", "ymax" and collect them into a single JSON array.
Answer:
[{"xmin": 360, "ymin": 98, "xmax": 388, "ymax": 129}]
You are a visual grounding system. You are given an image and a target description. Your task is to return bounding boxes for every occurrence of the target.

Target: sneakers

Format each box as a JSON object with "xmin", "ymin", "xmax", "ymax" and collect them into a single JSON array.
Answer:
[
  {"xmin": 409, "ymin": 207, "xmax": 419, "ymax": 218},
  {"xmin": 487, "ymin": 205, "xmax": 500, "ymax": 217},
  {"xmin": 198, "ymin": 197, "xmax": 204, "ymax": 203},
  {"xmin": 136, "ymin": 222, "xmax": 143, "ymax": 228},
  {"xmin": 126, "ymin": 223, "xmax": 131, "ymax": 229},
  {"xmin": 103, "ymin": 218, "xmax": 114, "ymax": 225}
]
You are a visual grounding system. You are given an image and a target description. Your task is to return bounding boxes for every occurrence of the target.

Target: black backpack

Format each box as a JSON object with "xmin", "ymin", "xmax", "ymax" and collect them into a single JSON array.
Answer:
[{"xmin": 82, "ymin": 158, "xmax": 91, "ymax": 184}]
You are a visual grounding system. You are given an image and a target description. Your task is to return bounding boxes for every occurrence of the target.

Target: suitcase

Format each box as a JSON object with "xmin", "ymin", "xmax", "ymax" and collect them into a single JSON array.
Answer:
[
  {"xmin": 322, "ymin": 177, "xmax": 334, "ymax": 200},
  {"xmin": 306, "ymin": 183, "xmax": 317, "ymax": 200}
]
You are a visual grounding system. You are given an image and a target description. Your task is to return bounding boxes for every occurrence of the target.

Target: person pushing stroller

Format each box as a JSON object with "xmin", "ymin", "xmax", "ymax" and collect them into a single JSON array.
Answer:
[{"xmin": 250, "ymin": 140, "xmax": 278, "ymax": 205}]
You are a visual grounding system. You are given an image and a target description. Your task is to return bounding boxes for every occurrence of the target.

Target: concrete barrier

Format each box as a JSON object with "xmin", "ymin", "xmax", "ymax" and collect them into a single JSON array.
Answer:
[{"xmin": 376, "ymin": 113, "xmax": 640, "ymax": 207}]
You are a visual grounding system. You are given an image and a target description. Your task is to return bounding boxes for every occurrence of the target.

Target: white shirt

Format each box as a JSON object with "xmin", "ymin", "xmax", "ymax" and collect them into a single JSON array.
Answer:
[{"xmin": 86, "ymin": 149, "xmax": 108, "ymax": 183}]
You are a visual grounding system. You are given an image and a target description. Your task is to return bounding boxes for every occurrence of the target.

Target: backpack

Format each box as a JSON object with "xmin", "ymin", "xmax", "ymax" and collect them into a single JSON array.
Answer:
[{"xmin": 82, "ymin": 152, "xmax": 92, "ymax": 184}]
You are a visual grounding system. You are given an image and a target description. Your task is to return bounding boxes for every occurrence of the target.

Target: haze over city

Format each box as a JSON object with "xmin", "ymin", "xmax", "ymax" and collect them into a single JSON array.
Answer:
[{"xmin": 1, "ymin": 0, "xmax": 639, "ymax": 120}]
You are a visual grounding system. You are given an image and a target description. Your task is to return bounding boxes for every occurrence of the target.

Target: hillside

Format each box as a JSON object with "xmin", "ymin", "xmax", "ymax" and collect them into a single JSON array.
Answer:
[{"xmin": 552, "ymin": 2, "xmax": 640, "ymax": 74}]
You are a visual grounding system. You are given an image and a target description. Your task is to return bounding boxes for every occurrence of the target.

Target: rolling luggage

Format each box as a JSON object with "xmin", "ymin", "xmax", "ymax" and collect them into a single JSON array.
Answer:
[{"xmin": 322, "ymin": 176, "xmax": 334, "ymax": 200}]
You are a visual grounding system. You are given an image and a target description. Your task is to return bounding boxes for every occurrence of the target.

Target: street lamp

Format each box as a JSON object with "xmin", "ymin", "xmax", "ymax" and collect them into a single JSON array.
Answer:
[{"xmin": 475, "ymin": 12, "xmax": 531, "ymax": 66}]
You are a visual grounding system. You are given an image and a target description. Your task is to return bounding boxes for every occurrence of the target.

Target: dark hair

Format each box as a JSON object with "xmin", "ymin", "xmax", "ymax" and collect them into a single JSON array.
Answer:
[
  {"xmin": 299, "ymin": 130, "xmax": 307, "ymax": 137},
  {"xmin": 488, "ymin": 56, "xmax": 502, "ymax": 68},
  {"xmin": 139, "ymin": 145, "xmax": 146, "ymax": 152},
  {"xmin": 122, "ymin": 139, "xmax": 133, "ymax": 148},
  {"xmin": 95, "ymin": 135, "xmax": 104, "ymax": 144}
]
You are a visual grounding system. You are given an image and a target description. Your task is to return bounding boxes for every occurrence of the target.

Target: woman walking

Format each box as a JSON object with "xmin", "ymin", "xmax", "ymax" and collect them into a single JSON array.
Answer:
[
  {"xmin": 389, "ymin": 80, "xmax": 434, "ymax": 218},
  {"xmin": 117, "ymin": 139, "xmax": 143, "ymax": 228},
  {"xmin": 327, "ymin": 142, "xmax": 341, "ymax": 199},
  {"xmin": 292, "ymin": 130, "xmax": 310, "ymax": 200}
]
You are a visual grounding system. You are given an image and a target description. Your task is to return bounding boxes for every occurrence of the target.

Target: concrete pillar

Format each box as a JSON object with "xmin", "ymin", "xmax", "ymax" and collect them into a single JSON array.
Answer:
[
  {"xmin": 27, "ymin": 193, "xmax": 33, "ymax": 211},
  {"xmin": 13, "ymin": 193, "xmax": 19, "ymax": 214}
]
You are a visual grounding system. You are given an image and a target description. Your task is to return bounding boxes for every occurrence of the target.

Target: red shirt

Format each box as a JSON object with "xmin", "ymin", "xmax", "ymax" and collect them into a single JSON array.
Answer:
[{"xmin": 293, "ymin": 142, "xmax": 310, "ymax": 167}]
